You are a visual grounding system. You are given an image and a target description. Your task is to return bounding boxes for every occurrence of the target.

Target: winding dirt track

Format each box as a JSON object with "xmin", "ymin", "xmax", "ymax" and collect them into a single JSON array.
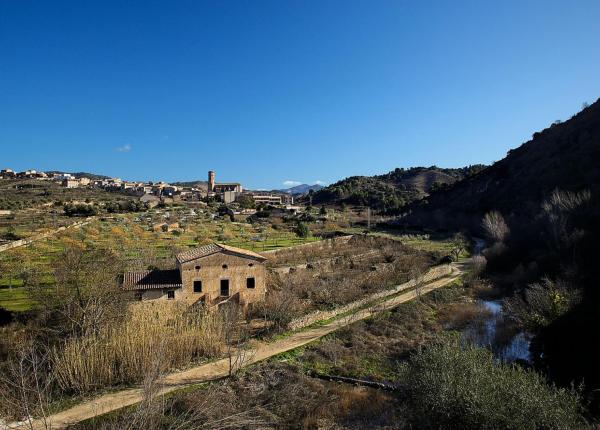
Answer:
[{"xmin": 25, "ymin": 266, "xmax": 462, "ymax": 429}]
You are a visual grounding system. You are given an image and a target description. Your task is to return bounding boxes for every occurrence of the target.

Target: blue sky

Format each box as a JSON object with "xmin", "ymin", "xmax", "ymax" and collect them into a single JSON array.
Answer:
[{"xmin": 1, "ymin": 1, "xmax": 599, "ymax": 189}]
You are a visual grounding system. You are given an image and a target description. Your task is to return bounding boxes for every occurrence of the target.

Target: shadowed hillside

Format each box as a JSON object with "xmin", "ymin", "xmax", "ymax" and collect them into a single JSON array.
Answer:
[
  {"xmin": 402, "ymin": 99, "xmax": 600, "ymax": 233},
  {"xmin": 402, "ymin": 99, "xmax": 600, "ymax": 404}
]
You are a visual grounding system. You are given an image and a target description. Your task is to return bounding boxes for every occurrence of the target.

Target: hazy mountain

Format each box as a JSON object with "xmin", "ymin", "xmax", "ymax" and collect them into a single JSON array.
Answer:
[{"xmin": 277, "ymin": 184, "xmax": 325, "ymax": 195}]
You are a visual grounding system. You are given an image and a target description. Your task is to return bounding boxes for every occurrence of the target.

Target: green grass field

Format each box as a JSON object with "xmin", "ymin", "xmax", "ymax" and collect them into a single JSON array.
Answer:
[
  {"xmin": 0, "ymin": 208, "xmax": 320, "ymax": 312},
  {"xmin": 0, "ymin": 286, "xmax": 32, "ymax": 311}
]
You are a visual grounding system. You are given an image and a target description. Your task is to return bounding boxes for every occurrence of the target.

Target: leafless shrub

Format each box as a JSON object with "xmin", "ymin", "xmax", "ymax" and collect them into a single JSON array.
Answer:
[
  {"xmin": 220, "ymin": 304, "xmax": 254, "ymax": 376},
  {"xmin": 542, "ymin": 189, "xmax": 591, "ymax": 250},
  {"xmin": 0, "ymin": 341, "xmax": 53, "ymax": 429},
  {"xmin": 504, "ymin": 277, "xmax": 581, "ymax": 330},
  {"xmin": 26, "ymin": 246, "xmax": 127, "ymax": 338},
  {"xmin": 482, "ymin": 210, "xmax": 510, "ymax": 243},
  {"xmin": 438, "ymin": 302, "xmax": 492, "ymax": 330},
  {"xmin": 251, "ymin": 286, "xmax": 307, "ymax": 334}
]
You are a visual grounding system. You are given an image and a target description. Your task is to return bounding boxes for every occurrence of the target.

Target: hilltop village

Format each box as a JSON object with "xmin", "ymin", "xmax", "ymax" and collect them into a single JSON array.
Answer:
[{"xmin": 0, "ymin": 168, "xmax": 296, "ymax": 211}]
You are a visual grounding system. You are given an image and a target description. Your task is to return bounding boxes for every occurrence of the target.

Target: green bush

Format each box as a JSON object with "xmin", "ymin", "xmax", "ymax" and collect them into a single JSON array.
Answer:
[
  {"xmin": 295, "ymin": 221, "xmax": 310, "ymax": 238},
  {"xmin": 403, "ymin": 338, "xmax": 586, "ymax": 429},
  {"xmin": 63, "ymin": 203, "xmax": 97, "ymax": 217}
]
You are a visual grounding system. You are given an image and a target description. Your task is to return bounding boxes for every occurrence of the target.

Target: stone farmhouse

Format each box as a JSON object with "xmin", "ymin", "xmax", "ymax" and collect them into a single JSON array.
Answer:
[{"xmin": 122, "ymin": 243, "xmax": 267, "ymax": 311}]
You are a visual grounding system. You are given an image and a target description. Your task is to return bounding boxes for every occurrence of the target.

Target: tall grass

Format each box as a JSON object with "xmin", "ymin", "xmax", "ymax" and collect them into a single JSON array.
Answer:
[{"xmin": 52, "ymin": 303, "xmax": 226, "ymax": 394}]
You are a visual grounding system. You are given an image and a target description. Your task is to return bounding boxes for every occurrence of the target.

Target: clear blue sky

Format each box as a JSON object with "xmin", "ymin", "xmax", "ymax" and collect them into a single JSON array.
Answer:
[{"xmin": 1, "ymin": 1, "xmax": 599, "ymax": 189}]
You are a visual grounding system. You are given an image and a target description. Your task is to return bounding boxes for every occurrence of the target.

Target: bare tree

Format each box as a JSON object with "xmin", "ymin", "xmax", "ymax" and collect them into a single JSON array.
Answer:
[
  {"xmin": 0, "ymin": 341, "xmax": 53, "ymax": 430},
  {"xmin": 450, "ymin": 233, "xmax": 468, "ymax": 261},
  {"xmin": 541, "ymin": 189, "xmax": 591, "ymax": 251},
  {"xmin": 28, "ymin": 246, "xmax": 127, "ymax": 337},
  {"xmin": 482, "ymin": 210, "xmax": 509, "ymax": 243},
  {"xmin": 221, "ymin": 304, "xmax": 254, "ymax": 377}
]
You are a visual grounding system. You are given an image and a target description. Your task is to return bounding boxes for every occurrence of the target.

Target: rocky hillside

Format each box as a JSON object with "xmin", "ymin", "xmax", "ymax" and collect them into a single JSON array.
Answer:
[
  {"xmin": 402, "ymin": 99, "xmax": 600, "ymax": 233},
  {"xmin": 311, "ymin": 166, "xmax": 485, "ymax": 213}
]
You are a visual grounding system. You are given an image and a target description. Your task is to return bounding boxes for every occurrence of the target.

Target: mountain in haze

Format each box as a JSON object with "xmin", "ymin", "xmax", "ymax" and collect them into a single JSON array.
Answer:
[
  {"xmin": 277, "ymin": 184, "xmax": 324, "ymax": 195},
  {"xmin": 171, "ymin": 180, "xmax": 209, "ymax": 190},
  {"xmin": 310, "ymin": 165, "xmax": 486, "ymax": 213},
  {"xmin": 402, "ymin": 99, "xmax": 600, "ymax": 233}
]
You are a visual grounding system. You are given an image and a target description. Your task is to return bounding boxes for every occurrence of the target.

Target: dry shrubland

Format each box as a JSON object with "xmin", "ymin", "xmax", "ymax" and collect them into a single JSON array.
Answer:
[
  {"xmin": 78, "ymin": 363, "xmax": 405, "ymax": 430},
  {"xmin": 52, "ymin": 303, "xmax": 226, "ymax": 394},
  {"xmin": 255, "ymin": 236, "xmax": 431, "ymax": 332}
]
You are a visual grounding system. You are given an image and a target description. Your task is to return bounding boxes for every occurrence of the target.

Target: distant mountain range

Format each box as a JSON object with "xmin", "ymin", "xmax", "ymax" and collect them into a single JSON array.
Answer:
[{"xmin": 276, "ymin": 184, "xmax": 325, "ymax": 195}]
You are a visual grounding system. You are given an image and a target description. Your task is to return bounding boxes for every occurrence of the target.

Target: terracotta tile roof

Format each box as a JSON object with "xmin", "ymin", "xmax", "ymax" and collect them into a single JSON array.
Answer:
[
  {"xmin": 175, "ymin": 243, "xmax": 222, "ymax": 263},
  {"xmin": 122, "ymin": 269, "xmax": 182, "ymax": 290},
  {"xmin": 217, "ymin": 243, "xmax": 267, "ymax": 261},
  {"xmin": 176, "ymin": 243, "xmax": 267, "ymax": 264}
]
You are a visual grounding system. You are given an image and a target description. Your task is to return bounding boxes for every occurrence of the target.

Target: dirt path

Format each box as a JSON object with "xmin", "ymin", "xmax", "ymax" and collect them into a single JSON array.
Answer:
[{"xmin": 24, "ymin": 267, "xmax": 462, "ymax": 429}]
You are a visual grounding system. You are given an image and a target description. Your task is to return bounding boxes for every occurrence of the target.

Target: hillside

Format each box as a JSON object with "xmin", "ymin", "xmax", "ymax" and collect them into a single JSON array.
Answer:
[
  {"xmin": 403, "ymin": 99, "xmax": 600, "ymax": 395},
  {"xmin": 402, "ymin": 99, "xmax": 600, "ymax": 232},
  {"xmin": 311, "ymin": 165, "xmax": 485, "ymax": 213}
]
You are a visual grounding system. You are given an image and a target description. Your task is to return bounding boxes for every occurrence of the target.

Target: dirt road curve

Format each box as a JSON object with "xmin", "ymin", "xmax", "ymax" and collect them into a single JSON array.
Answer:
[{"xmin": 21, "ymin": 267, "xmax": 462, "ymax": 429}]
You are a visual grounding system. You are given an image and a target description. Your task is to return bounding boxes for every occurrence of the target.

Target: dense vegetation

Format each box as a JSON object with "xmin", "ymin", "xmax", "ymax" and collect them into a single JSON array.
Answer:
[
  {"xmin": 403, "ymin": 99, "xmax": 600, "ymax": 412},
  {"xmin": 311, "ymin": 165, "xmax": 486, "ymax": 214}
]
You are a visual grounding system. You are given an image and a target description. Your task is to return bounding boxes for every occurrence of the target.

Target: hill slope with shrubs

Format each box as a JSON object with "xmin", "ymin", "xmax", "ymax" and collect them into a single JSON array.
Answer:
[
  {"xmin": 403, "ymin": 99, "xmax": 600, "ymax": 408},
  {"xmin": 311, "ymin": 165, "xmax": 486, "ymax": 214}
]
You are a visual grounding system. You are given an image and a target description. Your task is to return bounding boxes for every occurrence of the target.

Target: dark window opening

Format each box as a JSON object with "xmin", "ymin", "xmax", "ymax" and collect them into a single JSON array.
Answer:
[
  {"xmin": 167, "ymin": 290, "xmax": 175, "ymax": 300},
  {"xmin": 195, "ymin": 265, "xmax": 201, "ymax": 271},
  {"xmin": 248, "ymin": 263, "xmax": 254, "ymax": 267},
  {"xmin": 220, "ymin": 279, "xmax": 230, "ymax": 296},
  {"xmin": 193, "ymin": 280, "xmax": 202, "ymax": 293},
  {"xmin": 222, "ymin": 264, "xmax": 228, "ymax": 269},
  {"xmin": 246, "ymin": 277, "xmax": 255, "ymax": 289}
]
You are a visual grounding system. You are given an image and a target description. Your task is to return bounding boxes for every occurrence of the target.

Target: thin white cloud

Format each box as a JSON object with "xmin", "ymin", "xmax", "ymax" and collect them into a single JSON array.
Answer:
[
  {"xmin": 116, "ymin": 144, "xmax": 132, "ymax": 153},
  {"xmin": 283, "ymin": 180, "xmax": 301, "ymax": 187},
  {"xmin": 314, "ymin": 180, "xmax": 326, "ymax": 186}
]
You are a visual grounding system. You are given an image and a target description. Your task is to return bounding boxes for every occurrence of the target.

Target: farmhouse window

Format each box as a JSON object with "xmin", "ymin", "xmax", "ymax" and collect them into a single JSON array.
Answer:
[
  {"xmin": 167, "ymin": 290, "xmax": 175, "ymax": 300},
  {"xmin": 193, "ymin": 280, "xmax": 202, "ymax": 293},
  {"xmin": 220, "ymin": 279, "xmax": 230, "ymax": 296},
  {"xmin": 246, "ymin": 277, "xmax": 255, "ymax": 289}
]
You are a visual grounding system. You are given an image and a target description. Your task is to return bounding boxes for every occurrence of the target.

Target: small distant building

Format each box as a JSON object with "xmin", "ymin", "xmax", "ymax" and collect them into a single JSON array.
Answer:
[
  {"xmin": 0, "ymin": 169, "xmax": 15, "ymax": 179},
  {"xmin": 248, "ymin": 193, "xmax": 284, "ymax": 206},
  {"xmin": 140, "ymin": 194, "xmax": 160, "ymax": 208},
  {"xmin": 223, "ymin": 190, "xmax": 238, "ymax": 204},
  {"xmin": 62, "ymin": 178, "xmax": 80, "ymax": 188},
  {"xmin": 122, "ymin": 243, "xmax": 267, "ymax": 311}
]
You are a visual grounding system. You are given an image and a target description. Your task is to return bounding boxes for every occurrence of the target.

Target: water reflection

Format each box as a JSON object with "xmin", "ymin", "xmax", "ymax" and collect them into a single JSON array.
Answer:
[{"xmin": 461, "ymin": 300, "xmax": 532, "ymax": 364}]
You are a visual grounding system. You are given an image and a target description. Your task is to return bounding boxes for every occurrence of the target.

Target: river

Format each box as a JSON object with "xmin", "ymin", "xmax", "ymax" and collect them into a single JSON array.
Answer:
[{"xmin": 461, "ymin": 299, "xmax": 533, "ymax": 363}]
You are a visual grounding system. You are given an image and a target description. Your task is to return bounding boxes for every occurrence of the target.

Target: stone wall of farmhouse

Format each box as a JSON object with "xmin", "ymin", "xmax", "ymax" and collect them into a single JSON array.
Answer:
[
  {"xmin": 177, "ymin": 251, "xmax": 266, "ymax": 307},
  {"xmin": 287, "ymin": 264, "xmax": 453, "ymax": 331}
]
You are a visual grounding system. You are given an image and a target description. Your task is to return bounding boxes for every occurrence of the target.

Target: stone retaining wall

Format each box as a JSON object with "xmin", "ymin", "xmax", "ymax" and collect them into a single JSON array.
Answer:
[
  {"xmin": 261, "ymin": 235, "xmax": 354, "ymax": 256},
  {"xmin": 0, "ymin": 217, "xmax": 94, "ymax": 253},
  {"xmin": 287, "ymin": 264, "xmax": 453, "ymax": 331}
]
